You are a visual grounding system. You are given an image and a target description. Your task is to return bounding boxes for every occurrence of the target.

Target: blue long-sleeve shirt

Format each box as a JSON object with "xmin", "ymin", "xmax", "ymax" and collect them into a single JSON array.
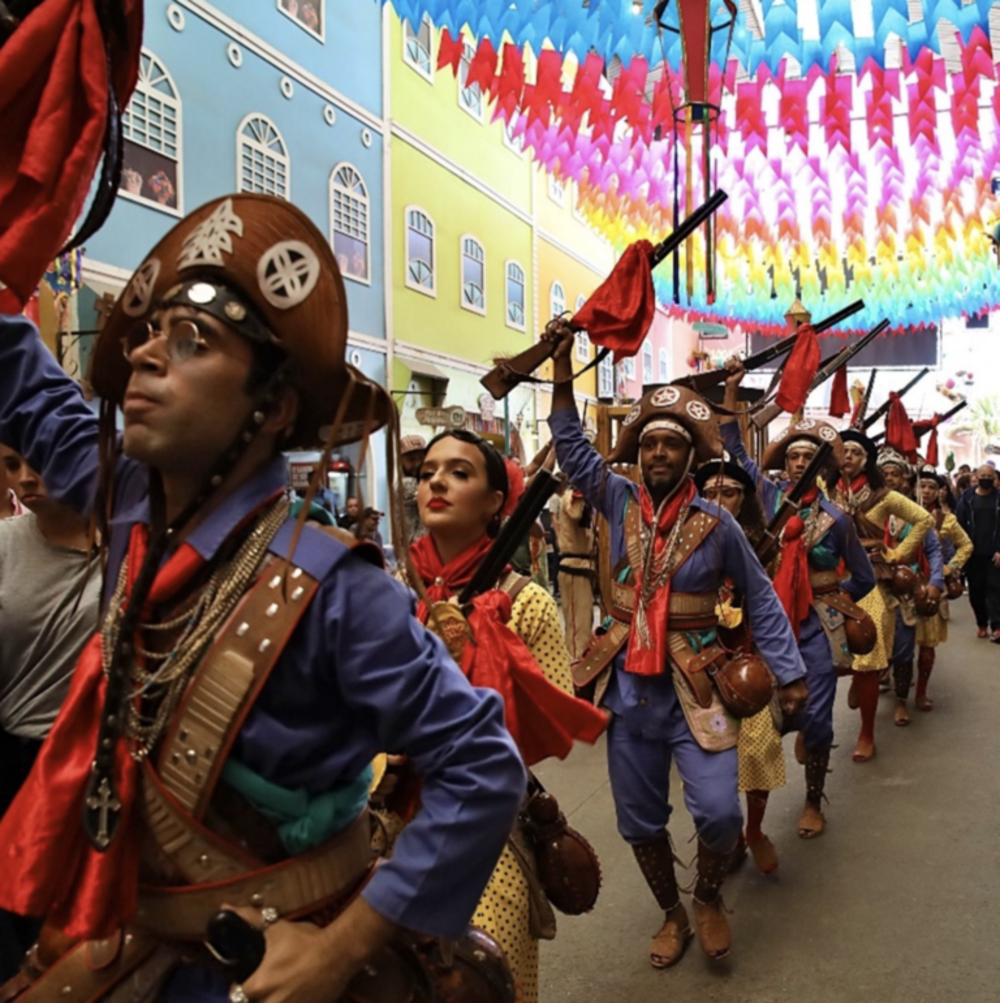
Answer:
[
  {"xmin": 0, "ymin": 314, "xmax": 526, "ymax": 939},
  {"xmin": 549, "ymin": 407, "xmax": 807, "ymax": 711},
  {"xmin": 720, "ymin": 422, "xmax": 875, "ymax": 602}
]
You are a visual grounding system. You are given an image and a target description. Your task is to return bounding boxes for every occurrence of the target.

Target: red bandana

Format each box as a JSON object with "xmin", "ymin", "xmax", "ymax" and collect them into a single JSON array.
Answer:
[
  {"xmin": 625, "ymin": 479, "xmax": 698, "ymax": 676},
  {"xmin": 771, "ymin": 487, "xmax": 818, "ymax": 639},
  {"xmin": 838, "ymin": 473, "xmax": 869, "ymax": 497},
  {"xmin": 0, "ymin": 525, "xmax": 204, "ymax": 939},
  {"xmin": 410, "ymin": 535, "xmax": 606, "ymax": 766}
]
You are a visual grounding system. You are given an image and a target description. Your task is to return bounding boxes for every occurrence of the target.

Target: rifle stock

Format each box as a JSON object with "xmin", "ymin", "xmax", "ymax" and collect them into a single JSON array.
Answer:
[
  {"xmin": 750, "ymin": 317, "xmax": 887, "ymax": 429},
  {"xmin": 480, "ymin": 190, "xmax": 729, "ymax": 401}
]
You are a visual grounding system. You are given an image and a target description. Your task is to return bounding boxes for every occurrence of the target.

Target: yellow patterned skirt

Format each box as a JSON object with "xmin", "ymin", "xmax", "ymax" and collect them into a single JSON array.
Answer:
[
  {"xmin": 852, "ymin": 582, "xmax": 895, "ymax": 672},
  {"xmin": 737, "ymin": 708, "xmax": 786, "ymax": 792},
  {"xmin": 472, "ymin": 845, "xmax": 538, "ymax": 1003},
  {"xmin": 915, "ymin": 608, "xmax": 948, "ymax": 648}
]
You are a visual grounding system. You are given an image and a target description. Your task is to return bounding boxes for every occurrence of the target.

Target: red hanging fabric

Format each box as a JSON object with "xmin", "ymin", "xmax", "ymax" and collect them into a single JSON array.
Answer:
[
  {"xmin": 770, "ymin": 488, "xmax": 819, "ymax": 640},
  {"xmin": 436, "ymin": 27, "xmax": 464, "ymax": 74},
  {"xmin": 776, "ymin": 324, "xmax": 821, "ymax": 413},
  {"xmin": 0, "ymin": 0, "xmax": 143, "ymax": 307},
  {"xmin": 914, "ymin": 414, "xmax": 942, "ymax": 466},
  {"xmin": 571, "ymin": 240, "xmax": 656, "ymax": 363},
  {"xmin": 828, "ymin": 365, "xmax": 850, "ymax": 418},
  {"xmin": 885, "ymin": 391, "xmax": 918, "ymax": 458}
]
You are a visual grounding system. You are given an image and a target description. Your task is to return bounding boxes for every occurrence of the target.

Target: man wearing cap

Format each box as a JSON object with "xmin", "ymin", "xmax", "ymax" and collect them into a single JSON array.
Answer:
[
  {"xmin": 830, "ymin": 429, "xmax": 933, "ymax": 761},
  {"xmin": 399, "ymin": 434, "xmax": 427, "ymax": 543},
  {"xmin": 543, "ymin": 323, "xmax": 807, "ymax": 967},
  {"xmin": 0, "ymin": 194, "xmax": 525, "ymax": 1003},
  {"xmin": 721, "ymin": 364, "xmax": 875, "ymax": 839},
  {"xmin": 877, "ymin": 451, "xmax": 945, "ymax": 727}
]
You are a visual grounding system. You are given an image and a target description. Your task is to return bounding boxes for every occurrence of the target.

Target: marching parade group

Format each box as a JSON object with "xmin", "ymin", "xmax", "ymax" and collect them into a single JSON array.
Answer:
[{"xmin": 0, "ymin": 190, "xmax": 985, "ymax": 1003}]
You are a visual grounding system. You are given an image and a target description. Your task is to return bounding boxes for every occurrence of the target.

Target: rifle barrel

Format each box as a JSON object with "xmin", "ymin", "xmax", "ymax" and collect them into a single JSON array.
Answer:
[
  {"xmin": 861, "ymin": 367, "xmax": 930, "ymax": 431},
  {"xmin": 650, "ymin": 189, "xmax": 728, "ymax": 268},
  {"xmin": 812, "ymin": 300, "xmax": 865, "ymax": 335}
]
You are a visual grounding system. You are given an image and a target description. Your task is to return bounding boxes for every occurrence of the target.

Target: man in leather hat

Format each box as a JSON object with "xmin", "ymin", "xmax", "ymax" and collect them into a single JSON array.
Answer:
[
  {"xmin": 543, "ymin": 322, "xmax": 807, "ymax": 968},
  {"xmin": 0, "ymin": 194, "xmax": 525, "ymax": 1003}
]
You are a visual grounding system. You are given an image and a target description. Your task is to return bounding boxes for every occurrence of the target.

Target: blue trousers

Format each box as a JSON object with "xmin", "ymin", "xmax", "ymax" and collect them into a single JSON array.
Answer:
[
  {"xmin": 606, "ymin": 709, "xmax": 742, "ymax": 853},
  {"xmin": 785, "ymin": 612, "xmax": 838, "ymax": 750},
  {"xmin": 892, "ymin": 609, "xmax": 916, "ymax": 662}
]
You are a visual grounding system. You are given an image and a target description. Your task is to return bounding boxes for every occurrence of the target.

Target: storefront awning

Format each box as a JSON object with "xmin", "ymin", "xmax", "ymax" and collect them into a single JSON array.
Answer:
[{"xmin": 396, "ymin": 354, "xmax": 449, "ymax": 383}]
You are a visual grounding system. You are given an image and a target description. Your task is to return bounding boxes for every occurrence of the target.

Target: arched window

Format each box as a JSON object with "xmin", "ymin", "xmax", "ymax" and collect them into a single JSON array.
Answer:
[
  {"xmin": 461, "ymin": 236, "xmax": 485, "ymax": 313},
  {"xmin": 406, "ymin": 207, "xmax": 435, "ymax": 294},
  {"xmin": 330, "ymin": 163, "xmax": 369, "ymax": 283},
  {"xmin": 598, "ymin": 352, "xmax": 614, "ymax": 398},
  {"xmin": 550, "ymin": 281, "xmax": 565, "ymax": 320},
  {"xmin": 404, "ymin": 15, "xmax": 434, "ymax": 80},
  {"xmin": 575, "ymin": 294, "xmax": 591, "ymax": 361},
  {"xmin": 237, "ymin": 114, "xmax": 289, "ymax": 199},
  {"xmin": 642, "ymin": 339, "xmax": 653, "ymax": 383},
  {"xmin": 277, "ymin": 0, "xmax": 324, "ymax": 40},
  {"xmin": 505, "ymin": 261, "xmax": 525, "ymax": 330},
  {"xmin": 458, "ymin": 41, "xmax": 482, "ymax": 120},
  {"xmin": 120, "ymin": 49, "xmax": 182, "ymax": 214},
  {"xmin": 658, "ymin": 346, "xmax": 669, "ymax": 382}
]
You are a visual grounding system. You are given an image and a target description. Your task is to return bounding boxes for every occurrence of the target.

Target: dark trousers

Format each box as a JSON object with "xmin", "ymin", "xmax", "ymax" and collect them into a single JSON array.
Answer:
[
  {"xmin": 965, "ymin": 554, "xmax": 1000, "ymax": 630},
  {"xmin": 0, "ymin": 730, "xmax": 43, "ymax": 982}
]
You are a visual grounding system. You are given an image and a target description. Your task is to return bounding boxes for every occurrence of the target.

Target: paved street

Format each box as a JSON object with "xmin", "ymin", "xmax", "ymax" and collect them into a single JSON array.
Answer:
[{"xmin": 535, "ymin": 603, "xmax": 1000, "ymax": 1003}]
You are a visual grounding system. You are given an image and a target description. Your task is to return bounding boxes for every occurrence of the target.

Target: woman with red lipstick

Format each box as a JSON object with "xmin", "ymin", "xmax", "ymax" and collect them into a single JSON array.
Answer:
[{"xmin": 407, "ymin": 428, "xmax": 606, "ymax": 1003}]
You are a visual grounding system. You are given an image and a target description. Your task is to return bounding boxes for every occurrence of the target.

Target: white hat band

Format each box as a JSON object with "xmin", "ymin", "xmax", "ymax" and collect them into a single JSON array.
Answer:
[{"xmin": 640, "ymin": 419, "xmax": 693, "ymax": 444}]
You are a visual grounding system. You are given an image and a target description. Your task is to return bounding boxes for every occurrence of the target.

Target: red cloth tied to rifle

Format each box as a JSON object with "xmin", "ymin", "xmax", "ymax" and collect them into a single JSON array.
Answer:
[
  {"xmin": 0, "ymin": 525, "xmax": 203, "ymax": 939},
  {"xmin": 776, "ymin": 324, "xmax": 821, "ymax": 414},
  {"xmin": 571, "ymin": 239, "xmax": 656, "ymax": 363},
  {"xmin": 0, "ymin": 0, "xmax": 143, "ymax": 307},
  {"xmin": 410, "ymin": 536, "xmax": 606, "ymax": 766},
  {"xmin": 886, "ymin": 391, "xmax": 918, "ymax": 459},
  {"xmin": 771, "ymin": 487, "xmax": 818, "ymax": 640},
  {"xmin": 913, "ymin": 414, "xmax": 942, "ymax": 466},
  {"xmin": 829, "ymin": 365, "xmax": 850, "ymax": 418}
]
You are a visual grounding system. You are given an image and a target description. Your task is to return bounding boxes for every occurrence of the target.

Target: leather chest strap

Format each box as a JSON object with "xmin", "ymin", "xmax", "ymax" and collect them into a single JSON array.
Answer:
[
  {"xmin": 804, "ymin": 509, "xmax": 836, "ymax": 553},
  {"xmin": 157, "ymin": 558, "xmax": 321, "ymax": 821}
]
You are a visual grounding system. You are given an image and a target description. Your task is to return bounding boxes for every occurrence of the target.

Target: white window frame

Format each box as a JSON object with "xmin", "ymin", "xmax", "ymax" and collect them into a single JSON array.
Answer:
[
  {"xmin": 505, "ymin": 259, "xmax": 526, "ymax": 331},
  {"xmin": 502, "ymin": 115, "xmax": 525, "ymax": 155},
  {"xmin": 236, "ymin": 113, "xmax": 290, "ymax": 199},
  {"xmin": 405, "ymin": 205, "xmax": 436, "ymax": 297},
  {"xmin": 550, "ymin": 280, "xmax": 565, "ymax": 320},
  {"xmin": 330, "ymin": 162, "xmax": 370, "ymax": 286},
  {"xmin": 403, "ymin": 15, "xmax": 434, "ymax": 82},
  {"xmin": 623, "ymin": 356, "xmax": 636, "ymax": 380},
  {"xmin": 120, "ymin": 48, "xmax": 183, "ymax": 217},
  {"xmin": 658, "ymin": 346, "xmax": 669, "ymax": 383},
  {"xmin": 458, "ymin": 40, "xmax": 483, "ymax": 122},
  {"xmin": 598, "ymin": 351, "xmax": 614, "ymax": 398},
  {"xmin": 548, "ymin": 176, "xmax": 565, "ymax": 206},
  {"xmin": 460, "ymin": 235, "xmax": 486, "ymax": 315},
  {"xmin": 642, "ymin": 339, "xmax": 653, "ymax": 384},
  {"xmin": 575, "ymin": 294, "xmax": 591, "ymax": 361},
  {"xmin": 276, "ymin": 0, "xmax": 324, "ymax": 42}
]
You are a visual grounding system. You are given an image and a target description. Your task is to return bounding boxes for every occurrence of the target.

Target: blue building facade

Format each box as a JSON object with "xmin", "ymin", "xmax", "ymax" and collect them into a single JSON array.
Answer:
[{"xmin": 78, "ymin": 0, "xmax": 389, "ymax": 507}]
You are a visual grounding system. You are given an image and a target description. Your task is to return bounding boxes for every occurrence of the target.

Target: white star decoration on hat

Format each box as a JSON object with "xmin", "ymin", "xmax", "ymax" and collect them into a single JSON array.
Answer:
[{"xmin": 178, "ymin": 198, "xmax": 244, "ymax": 269}]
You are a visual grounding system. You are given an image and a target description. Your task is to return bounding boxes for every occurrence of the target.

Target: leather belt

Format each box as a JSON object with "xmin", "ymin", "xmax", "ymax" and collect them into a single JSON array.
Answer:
[
  {"xmin": 809, "ymin": 570, "xmax": 841, "ymax": 594},
  {"xmin": 670, "ymin": 615, "xmax": 719, "ymax": 631},
  {"xmin": 134, "ymin": 810, "xmax": 373, "ymax": 942}
]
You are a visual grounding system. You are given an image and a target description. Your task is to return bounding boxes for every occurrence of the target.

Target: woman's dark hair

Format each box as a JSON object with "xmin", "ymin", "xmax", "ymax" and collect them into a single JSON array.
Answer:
[
  {"xmin": 736, "ymin": 490, "xmax": 768, "ymax": 548},
  {"xmin": 865, "ymin": 459, "xmax": 885, "ymax": 490},
  {"xmin": 425, "ymin": 429, "xmax": 510, "ymax": 507}
]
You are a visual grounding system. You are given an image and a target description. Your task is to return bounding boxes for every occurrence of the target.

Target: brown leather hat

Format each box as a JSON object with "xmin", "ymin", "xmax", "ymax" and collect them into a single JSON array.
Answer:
[
  {"xmin": 90, "ymin": 193, "xmax": 391, "ymax": 449},
  {"xmin": 606, "ymin": 385, "xmax": 721, "ymax": 465},
  {"xmin": 761, "ymin": 418, "xmax": 845, "ymax": 472}
]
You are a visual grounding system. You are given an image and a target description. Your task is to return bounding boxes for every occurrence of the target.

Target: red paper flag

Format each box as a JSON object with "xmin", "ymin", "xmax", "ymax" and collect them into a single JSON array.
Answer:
[
  {"xmin": 829, "ymin": 364, "xmax": 850, "ymax": 417},
  {"xmin": 436, "ymin": 27, "xmax": 464, "ymax": 74},
  {"xmin": 776, "ymin": 324, "xmax": 821, "ymax": 413}
]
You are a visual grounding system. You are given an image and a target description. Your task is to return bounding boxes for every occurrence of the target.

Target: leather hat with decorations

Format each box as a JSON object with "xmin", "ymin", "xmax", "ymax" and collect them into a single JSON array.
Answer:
[
  {"xmin": 761, "ymin": 418, "xmax": 845, "ymax": 472},
  {"xmin": 90, "ymin": 193, "xmax": 391, "ymax": 449},
  {"xmin": 605, "ymin": 384, "xmax": 722, "ymax": 465}
]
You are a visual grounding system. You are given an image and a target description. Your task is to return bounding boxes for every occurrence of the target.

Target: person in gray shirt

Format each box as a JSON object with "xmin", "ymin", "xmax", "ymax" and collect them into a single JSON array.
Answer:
[{"xmin": 0, "ymin": 444, "xmax": 101, "ymax": 977}]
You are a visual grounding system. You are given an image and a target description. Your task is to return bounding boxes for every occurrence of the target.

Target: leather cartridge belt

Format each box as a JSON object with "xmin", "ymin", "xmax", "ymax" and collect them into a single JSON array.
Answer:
[
  {"xmin": 134, "ymin": 809, "xmax": 373, "ymax": 942},
  {"xmin": 809, "ymin": 569, "xmax": 841, "ymax": 595},
  {"xmin": 668, "ymin": 591, "xmax": 719, "ymax": 631}
]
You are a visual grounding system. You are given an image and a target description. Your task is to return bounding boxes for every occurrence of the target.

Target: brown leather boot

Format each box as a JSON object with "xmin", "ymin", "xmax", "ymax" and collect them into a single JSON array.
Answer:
[
  {"xmin": 799, "ymin": 745, "xmax": 831, "ymax": 839},
  {"xmin": 691, "ymin": 839, "xmax": 734, "ymax": 960},
  {"xmin": 632, "ymin": 833, "xmax": 693, "ymax": 968},
  {"xmin": 916, "ymin": 647, "xmax": 935, "ymax": 711}
]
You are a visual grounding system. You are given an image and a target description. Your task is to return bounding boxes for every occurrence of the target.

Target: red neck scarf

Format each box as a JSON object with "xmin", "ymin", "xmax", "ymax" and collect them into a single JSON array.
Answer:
[
  {"xmin": 409, "ymin": 535, "xmax": 605, "ymax": 766},
  {"xmin": 771, "ymin": 487, "xmax": 819, "ymax": 639},
  {"xmin": 626, "ymin": 478, "xmax": 697, "ymax": 676},
  {"xmin": 0, "ymin": 525, "xmax": 204, "ymax": 939},
  {"xmin": 838, "ymin": 473, "xmax": 868, "ymax": 495}
]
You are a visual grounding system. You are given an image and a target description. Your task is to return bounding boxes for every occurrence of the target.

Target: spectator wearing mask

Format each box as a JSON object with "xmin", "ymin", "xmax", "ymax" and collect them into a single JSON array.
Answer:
[
  {"xmin": 955, "ymin": 464, "xmax": 1000, "ymax": 639},
  {"xmin": 0, "ymin": 445, "xmax": 101, "ymax": 977}
]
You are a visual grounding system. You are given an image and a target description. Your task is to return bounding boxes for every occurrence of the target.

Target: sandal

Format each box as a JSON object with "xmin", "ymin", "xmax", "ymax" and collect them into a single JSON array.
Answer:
[
  {"xmin": 798, "ymin": 802, "xmax": 825, "ymax": 839},
  {"xmin": 649, "ymin": 904, "xmax": 693, "ymax": 969},
  {"xmin": 852, "ymin": 739, "xmax": 876, "ymax": 763},
  {"xmin": 894, "ymin": 700, "xmax": 911, "ymax": 727}
]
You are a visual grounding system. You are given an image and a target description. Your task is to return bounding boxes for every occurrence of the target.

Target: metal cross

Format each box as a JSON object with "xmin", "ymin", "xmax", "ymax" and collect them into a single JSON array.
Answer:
[{"xmin": 85, "ymin": 776, "xmax": 122, "ymax": 850}]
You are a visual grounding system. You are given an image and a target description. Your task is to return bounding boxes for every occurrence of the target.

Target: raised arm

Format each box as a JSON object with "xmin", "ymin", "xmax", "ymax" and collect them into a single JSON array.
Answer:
[
  {"xmin": 877, "ymin": 492, "xmax": 934, "ymax": 564},
  {"xmin": 0, "ymin": 315, "xmax": 101, "ymax": 516}
]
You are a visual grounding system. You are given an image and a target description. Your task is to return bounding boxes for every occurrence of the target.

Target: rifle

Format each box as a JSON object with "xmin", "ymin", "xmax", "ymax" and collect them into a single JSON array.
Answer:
[
  {"xmin": 673, "ymin": 299, "xmax": 865, "ymax": 396},
  {"xmin": 755, "ymin": 441, "xmax": 834, "ymax": 567},
  {"xmin": 480, "ymin": 189, "xmax": 729, "ymax": 400},
  {"xmin": 749, "ymin": 318, "xmax": 888, "ymax": 429},
  {"xmin": 860, "ymin": 367, "xmax": 930, "ymax": 432},
  {"xmin": 872, "ymin": 399, "xmax": 968, "ymax": 445},
  {"xmin": 852, "ymin": 368, "xmax": 878, "ymax": 428},
  {"xmin": 458, "ymin": 468, "xmax": 560, "ymax": 604}
]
